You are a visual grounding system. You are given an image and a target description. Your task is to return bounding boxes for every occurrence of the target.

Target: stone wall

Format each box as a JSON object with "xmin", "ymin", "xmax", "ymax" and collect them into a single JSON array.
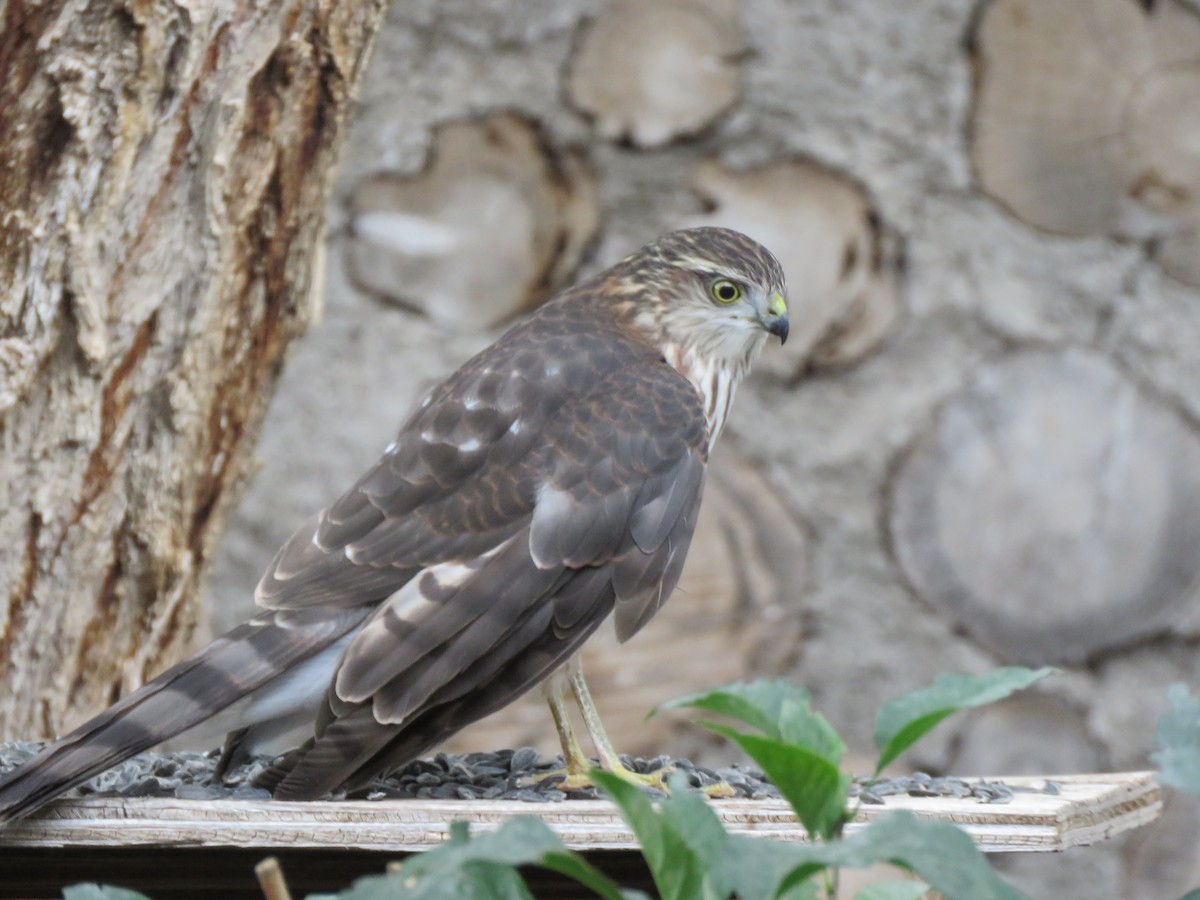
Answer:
[{"xmin": 205, "ymin": 1, "xmax": 1200, "ymax": 896}]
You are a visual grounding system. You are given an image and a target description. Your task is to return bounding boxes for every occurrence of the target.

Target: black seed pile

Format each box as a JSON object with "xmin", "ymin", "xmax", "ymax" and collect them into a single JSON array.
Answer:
[
  {"xmin": 0, "ymin": 742, "xmax": 1055, "ymax": 806},
  {"xmin": 849, "ymin": 771, "xmax": 1061, "ymax": 805},
  {"xmin": 347, "ymin": 751, "xmax": 777, "ymax": 802}
]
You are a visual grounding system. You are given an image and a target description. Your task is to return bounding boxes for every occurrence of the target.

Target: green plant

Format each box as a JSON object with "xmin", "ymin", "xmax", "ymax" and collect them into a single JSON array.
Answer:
[
  {"xmin": 1152, "ymin": 683, "xmax": 1200, "ymax": 797},
  {"xmin": 313, "ymin": 819, "xmax": 638, "ymax": 900},
  {"xmin": 68, "ymin": 667, "xmax": 1057, "ymax": 900},
  {"xmin": 63, "ymin": 889, "xmax": 153, "ymax": 900},
  {"xmin": 634, "ymin": 667, "xmax": 1054, "ymax": 899},
  {"xmin": 1149, "ymin": 684, "xmax": 1200, "ymax": 900}
]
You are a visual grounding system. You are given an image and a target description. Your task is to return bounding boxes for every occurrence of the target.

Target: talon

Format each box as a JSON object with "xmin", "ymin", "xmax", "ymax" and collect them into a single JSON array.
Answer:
[
  {"xmin": 702, "ymin": 781, "xmax": 737, "ymax": 799},
  {"xmin": 518, "ymin": 767, "xmax": 601, "ymax": 792},
  {"xmin": 521, "ymin": 761, "xmax": 670, "ymax": 793},
  {"xmin": 536, "ymin": 657, "xmax": 737, "ymax": 800}
]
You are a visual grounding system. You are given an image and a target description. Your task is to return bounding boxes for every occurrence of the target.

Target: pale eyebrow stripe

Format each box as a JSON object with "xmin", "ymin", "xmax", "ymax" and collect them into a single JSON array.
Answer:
[{"xmin": 674, "ymin": 256, "xmax": 747, "ymax": 282}]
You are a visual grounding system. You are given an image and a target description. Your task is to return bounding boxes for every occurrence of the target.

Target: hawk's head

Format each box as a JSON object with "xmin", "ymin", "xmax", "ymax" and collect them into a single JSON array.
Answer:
[
  {"xmin": 594, "ymin": 227, "xmax": 788, "ymax": 442},
  {"xmin": 608, "ymin": 227, "xmax": 789, "ymax": 371}
]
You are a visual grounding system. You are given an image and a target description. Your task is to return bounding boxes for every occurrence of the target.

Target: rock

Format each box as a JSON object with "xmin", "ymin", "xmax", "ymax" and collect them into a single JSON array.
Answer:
[
  {"xmin": 889, "ymin": 348, "xmax": 1200, "ymax": 663},
  {"xmin": 1090, "ymin": 641, "xmax": 1200, "ymax": 768},
  {"xmin": 1122, "ymin": 793, "xmax": 1200, "ymax": 899},
  {"xmin": 347, "ymin": 111, "xmax": 600, "ymax": 328},
  {"xmin": 566, "ymin": 0, "xmax": 745, "ymax": 147},
  {"xmin": 970, "ymin": 0, "xmax": 1200, "ymax": 285},
  {"xmin": 947, "ymin": 695, "xmax": 1102, "ymax": 777}
]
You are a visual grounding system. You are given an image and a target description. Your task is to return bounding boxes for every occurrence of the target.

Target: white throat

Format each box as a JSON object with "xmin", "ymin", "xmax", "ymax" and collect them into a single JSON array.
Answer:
[{"xmin": 662, "ymin": 343, "xmax": 749, "ymax": 447}]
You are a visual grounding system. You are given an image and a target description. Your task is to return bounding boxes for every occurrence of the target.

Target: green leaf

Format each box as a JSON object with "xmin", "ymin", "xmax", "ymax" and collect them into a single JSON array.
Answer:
[
  {"xmin": 323, "ymin": 816, "xmax": 630, "ymax": 900},
  {"xmin": 394, "ymin": 816, "xmax": 562, "ymax": 875},
  {"xmin": 591, "ymin": 770, "xmax": 717, "ymax": 900},
  {"xmin": 1152, "ymin": 684, "xmax": 1200, "ymax": 796},
  {"xmin": 655, "ymin": 774, "xmax": 790, "ymax": 899},
  {"xmin": 340, "ymin": 861, "xmax": 535, "ymax": 900},
  {"xmin": 775, "ymin": 698, "xmax": 845, "ymax": 764},
  {"xmin": 657, "ymin": 679, "xmax": 811, "ymax": 736},
  {"xmin": 771, "ymin": 812, "xmax": 1025, "ymax": 900},
  {"xmin": 538, "ymin": 852, "xmax": 647, "ymax": 900},
  {"xmin": 849, "ymin": 813, "xmax": 1024, "ymax": 900},
  {"xmin": 64, "ymin": 888, "xmax": 154, "ymax": 900},
  {"xmin": 707, "ymin": 834, "xmax": 820, "ymax": 900},
  {"xmin": 709, "ymin": 812, "xmax": 1020, "ymax": 900},
  {"xmin": 775, "ymin": 878, "xmax": 822, "ymax": 900},
  {"xmin": 660, "ymin": 681, "xmax": 845, "ymax": 766},
  {"xmin": 873, "ymin": 668, "xmax": 1057, "ymax": 773},
  {"xmin": 854, "ymin": 880, "xmax": 931, "ymax": 900},
  {"xmin": 658, "ymin": 773, "xmax": 731, "ymax": 862},
  {"xmin": 711, "ymin": 813, "xmax": 1019, "ymax": 900},
  {"xmin": 325, "ymin": 862, "xmax": 532, "ymax": 900},
  {"xmin": 709, "ymin": 724, "xmax": 850, "ymax": 840}
]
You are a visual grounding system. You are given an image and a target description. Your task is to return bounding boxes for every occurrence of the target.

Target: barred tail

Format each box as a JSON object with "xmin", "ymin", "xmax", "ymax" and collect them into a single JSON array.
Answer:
[{"xmin": 0, "ymin": 609, "xmax": 363, "ymax": 822}]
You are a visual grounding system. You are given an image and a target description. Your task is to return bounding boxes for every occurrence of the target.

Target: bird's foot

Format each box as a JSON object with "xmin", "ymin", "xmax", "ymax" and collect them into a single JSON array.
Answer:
[
  {"xmin": 621, "ymin": 767, "xmax": 740, "ymax": 799},
  {"xmin": 519, "ymin": 766, "xmax": 605, "ymax": 793},
  {"xmin": 517, "ymin": 757, "xmax": 597, "ymax": 793},
  {"xmin": 520, "ymin": 758, "xmax": 736, "ymax": 798},
  {"xmin": 699, "ymin": 779, "xmax": 738, "ymax": 799},
  {"xmin": 596, "ymin": 757, "xmax": 738, "ymax": 798}
]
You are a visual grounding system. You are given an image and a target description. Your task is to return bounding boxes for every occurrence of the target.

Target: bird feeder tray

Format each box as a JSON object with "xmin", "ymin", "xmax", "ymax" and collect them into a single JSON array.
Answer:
[
  {"xmin": 0, "ymin": 769, "xmax": 1160, "ymax": 853},
  {"xmin": 0, "ymin": 771, "xmax": 1161, "ymax": 897}
]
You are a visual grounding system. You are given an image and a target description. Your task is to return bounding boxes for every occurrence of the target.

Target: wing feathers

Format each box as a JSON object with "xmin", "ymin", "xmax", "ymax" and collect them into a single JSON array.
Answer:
[
  {"xmin": 268, "ymin": 350, "xmax": 710, "ymax": 790},
  {"xmin": 316, "ymin": 498, "xmax": 386, "ymax": 549},
  {"xmin": 0, "ymin": 245, "xmax": 746, "ymax": 820},
  {"xmin": 614, "ymin": 486, "xmax": 701, "ymax": 643},
  {"xmin": 270, "ymin": 709, "xmax": 394, "ymax": 801},
  {"xmin": 376, "ymin": 596, "xmax": 556, "ymax": 723},
  {"xmin": 269, "ymin": 571, "xmax": 617, "ymax": 802},
  {"xmin": 530, "ymin": 482, "xmax": 637, "ymax": 570},
  {"xmin": 334, "ymin": 535, "xmax": 560, "ymax": 710},
  {"xmin": 630, "ymin": 455, "xmax": 704, "ymax": 552}
]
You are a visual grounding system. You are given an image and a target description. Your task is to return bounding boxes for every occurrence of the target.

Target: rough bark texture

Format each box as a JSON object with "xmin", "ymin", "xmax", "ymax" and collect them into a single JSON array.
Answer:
[{"xmin": 0, "ymin": 0, "xmax": 386, "ymax": 740}]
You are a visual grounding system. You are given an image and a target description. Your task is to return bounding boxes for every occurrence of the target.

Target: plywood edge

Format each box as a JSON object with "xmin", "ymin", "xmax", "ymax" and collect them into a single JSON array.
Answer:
[{"xmin": 0, "ymin": 771, "xmax": 1161, "ymax": 854}]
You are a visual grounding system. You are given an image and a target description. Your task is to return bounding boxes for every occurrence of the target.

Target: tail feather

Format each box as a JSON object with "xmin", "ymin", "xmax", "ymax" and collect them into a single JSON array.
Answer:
[{"xmin": 0, "ymin": 608, "xmax": 365, "ymax": 822}]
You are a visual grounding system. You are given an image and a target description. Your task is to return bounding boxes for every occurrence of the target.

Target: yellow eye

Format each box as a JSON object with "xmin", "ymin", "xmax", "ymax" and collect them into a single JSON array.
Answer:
[{"xmin": 710, "ymin": 279, "xmax": 742, "ymax": 304}]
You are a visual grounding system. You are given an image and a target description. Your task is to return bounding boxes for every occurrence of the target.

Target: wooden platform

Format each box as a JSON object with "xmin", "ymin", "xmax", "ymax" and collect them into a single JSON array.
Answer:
[
  {"xmin": 1, "ymin": 771, "xmax": 1160, "ymax": 852},
  {"xmin": 0, "ymin": 772, "xmax": 1161, "ymax": 898}
]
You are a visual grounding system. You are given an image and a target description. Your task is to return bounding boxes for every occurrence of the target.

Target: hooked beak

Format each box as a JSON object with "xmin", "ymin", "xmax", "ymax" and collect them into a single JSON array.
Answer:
[{"xmin": 762, "ymin": 291, "xmax": 789, "ymax": 344}]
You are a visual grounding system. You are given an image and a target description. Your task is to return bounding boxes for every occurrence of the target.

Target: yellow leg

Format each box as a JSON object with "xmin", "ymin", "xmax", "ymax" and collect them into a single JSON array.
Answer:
[
  {"xmin": 566, "ymin": 660, "xmax": 644, "ymax": 778},
  {"xmin": 544, "ymin": 668, "xmax": 592, "ymax": 777},
  {"xmin": 518, "ymin": 668, "xmax": 598, "ymax": 790},
  {"xmin": 527, "ymin": 657, "xmax": 735, "ymax": 797},
  {"xmin": 568, "ymin": 659, "xmax": 733, "ymax": 796}
]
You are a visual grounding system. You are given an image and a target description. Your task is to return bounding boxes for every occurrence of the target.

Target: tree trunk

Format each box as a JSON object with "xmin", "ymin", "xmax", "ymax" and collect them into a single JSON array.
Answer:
[{"xmin": 0, "ymin": 0, "xmax": 386, "ymax": 740}]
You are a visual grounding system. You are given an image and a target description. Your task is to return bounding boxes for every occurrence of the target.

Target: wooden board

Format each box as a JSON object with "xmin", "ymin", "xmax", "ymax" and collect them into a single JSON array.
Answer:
[{"xmin": 0, "ymin": 772, "xmax": 1159, "ymax": 855}]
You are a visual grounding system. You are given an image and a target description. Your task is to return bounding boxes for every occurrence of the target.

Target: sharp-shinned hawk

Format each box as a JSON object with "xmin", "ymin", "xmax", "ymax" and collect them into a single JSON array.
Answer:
[{"xmin": 0, "ymin": 226, "xmax": 788, "ymax": 819}]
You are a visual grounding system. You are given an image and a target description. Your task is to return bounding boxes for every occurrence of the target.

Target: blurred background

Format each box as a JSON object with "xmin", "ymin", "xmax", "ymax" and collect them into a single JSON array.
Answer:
[{"xmin": 201, "ymin": 1, "xmax": 1200, "ymax": 896}]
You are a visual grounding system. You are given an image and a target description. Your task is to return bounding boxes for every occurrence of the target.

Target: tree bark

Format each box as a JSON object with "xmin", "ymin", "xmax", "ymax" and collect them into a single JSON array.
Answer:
[{"xmin": 0, "ymin": 0, "xmax": 386, "ymax": 739}]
